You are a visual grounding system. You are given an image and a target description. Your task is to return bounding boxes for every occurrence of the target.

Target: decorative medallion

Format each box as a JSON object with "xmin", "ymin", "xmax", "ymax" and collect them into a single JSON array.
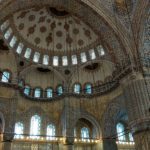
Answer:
[
  {"xmin": 56, "ymin": 43, "xmax": 62, "ymax": 49},
  {"xmin": 27, "ymin": 25, "xmax": 36, "ymax": 36},
  {"xmin": 78, "ymin": 39, "xmax": 84, "ymax": 46},
  {"xmin": 73, "ymin": 28, "xmax": 79, "ymax": 35},
  {"xmin": 56, "ymin": 31, "xmax": 63, "ymax": 37},
  {"xmin": 34, "ymin": 37, "xmax": 41, "ymax": 45},
  {"xmin": 29, "ymin": 15, "xmax": 35, "ymax": 22},
  {"xmin": 38, "ymin": 16, "xmax": 46, "ymax": 23},
  {"xmin": 40, "ymin": 26, "xmax": 47, "ymax": 33},
  {"xmin": 18, "ymin": 23, "xmax": 24, "ymax": 30}
]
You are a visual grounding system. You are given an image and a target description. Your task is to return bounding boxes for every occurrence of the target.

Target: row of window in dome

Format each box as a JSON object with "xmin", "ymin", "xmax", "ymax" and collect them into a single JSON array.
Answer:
[
  {"xmin": 14, "ymin": 115, "xmax": 91, "ymax": 140},
  {"xmin": 23, "ymin": 83, "xmax": 92, "ymax": 98},
  {"xmin": 0, "ymin": 21, "xmax": 105, "ymax": 66},
  {"xmin": 0, "ymin": 71, "xmax": 109, "ymax": 98}
]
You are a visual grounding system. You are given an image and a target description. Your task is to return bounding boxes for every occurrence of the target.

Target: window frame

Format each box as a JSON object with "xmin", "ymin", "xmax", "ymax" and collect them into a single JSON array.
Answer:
[
  {"xmin": 84, "ymin": 83, "xmax": 92, "ymax": 94},
  {"xmin": 24, "ymin": 85, "xmax": 31, "ymax": 96},
  {"xmin": 56, "ymin": 85, "xmax": 63, "ymax": 96},
  {"xmin": 46, "ymin": 123, "xmax": 56, "ymax": 140},
  {"xmin": 34, "ymin": 87, "xmax": 42, "ymax": 98},
  {"xmin": 14, "ymin": 122, "xmax": 24, "ymax": 139},
  {"xmin": 30, "ymin": 115, "xmax": 41, "ymax": 139},
  {"xmin": 81, "ymin": 127, "xmax": 90, "ymax": 140},
  {"xmin": 73, "ymin": 83, "xmax": 81, "ymax": 94},
  {"xmin": 1, "ymin": 70, "xmax": 11, "ymax": 83},
  {"xmin": 45, "ymin": 87, "xmax": 53, "ymax": 98}
]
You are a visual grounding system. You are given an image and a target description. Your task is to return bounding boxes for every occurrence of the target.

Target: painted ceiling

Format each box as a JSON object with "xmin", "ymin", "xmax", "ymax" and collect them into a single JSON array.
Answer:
[{"xmin": 12, "ymin": 7, "xmax": 99, "ymax": 53}]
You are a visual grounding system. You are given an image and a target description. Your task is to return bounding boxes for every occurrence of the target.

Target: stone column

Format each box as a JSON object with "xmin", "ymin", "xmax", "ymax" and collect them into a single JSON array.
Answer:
[
  {"xmin": 103, "ymin": 139, "xmax": 118, "ymax": 150},
  {"xmin": 124, "ymin": 76, "xmax": 150, "ymax": 150},
  {"xmin": 62, "ymin": 97, "xmax": 75, "ymax": 150},
  {"xmin": 2, "ymin": 132, "xmax": 14, "ymax": 150}
]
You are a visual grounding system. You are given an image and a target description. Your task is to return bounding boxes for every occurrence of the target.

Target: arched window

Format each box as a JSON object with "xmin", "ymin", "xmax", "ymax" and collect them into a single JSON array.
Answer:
[
  {"xmin": 129, "ymin": 132, "xmax": 134, "ymax": 142},
  {"xmin": 1, "ymin": 71, "xmax": 10, "ymax": 83},
  {"xmin": 47, "ymin": 124, "xmax": 56, "ymax": 140},
  {"xmin": 74, "ymin": 83, "xmax": 81, "ymax": 94},
  {"xmin": 34, "ymin": 88, "xmax": 41, "ymax": 98},
  {"xmin": 46, "ymin": 88, "xmax": 53, "ymax": 98},
  {"xmin": 53, "ymin": 56, "xmax": 59, "ymax": 66},
  {"xmin": 62, "ymin": 56, "xmax": 68, "ymax": 66},
  {"xmin": 85, "ymin": 83, "xmax": 92, "ymax": 94},
  {"xmin": 14, "ymin": 122, "xmax": 24, "ymax": 139},
  {"xmin": 9, "ymin": 36, "xmax": 17, "ymax": 48},
  {"xmin": 43, "ymin": 55, "xmax": 49, "ymax": 65},
  {"xmin": 116, "ymin": 123, "xmax": 126, "ymax": 141},
  {"xmin": 81, "ymin": 127, "xmax": 89, "ymax": 140},
  {"xmin": 97, "ymin": 45, "xmax": 105, "ymax": 56},
  {"xmin": 89, "ymin": 49, "xmax": 96, "ymax": 60},
  {"xmin": 57, "ymin": 85, "xmax": 63, "ymax": 96},
  {"xmin": 72, "ymin": 55, "xmax": 78, "ymax": 65},
  {"xmin": 1, "ymin": 20, "xmax": 9, "ymax": 31},
  {"xmin": 18, "ymin": 79, "xmax": 24, "ymax": 87},
  {"xmin": 24, "ymin": 85, "xmax": 30, "ymax": 95},
  {"xmin": 30, "ymin": 115, "xmax": 41, "ymax": 139},
  {"xmin": 24, "ymin": 48, "xmax": 31, "ymax": 59},
  {"xmin": 74, "ymin": 128, "xmax": 77, "ymax": 137},
  {"xmin": 4, "ymin": 28, "xmax": 12, "ymax": 40},
  {"xmin": 16, "ymin": 43, "xmax": 24, "ymax": 54},
  {"xmin": 33, "ymin": 52, "xmax": 40, "ymax": 63},
  {"xmin": 80, "ymin": 52, "xmax": 87, "ymax": 63}
]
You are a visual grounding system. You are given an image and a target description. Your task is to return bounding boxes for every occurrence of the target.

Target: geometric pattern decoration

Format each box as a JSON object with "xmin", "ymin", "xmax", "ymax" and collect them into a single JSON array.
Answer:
[{"xmin": 12, "ymin": 7, "xmax": 99, "ymax": 53}]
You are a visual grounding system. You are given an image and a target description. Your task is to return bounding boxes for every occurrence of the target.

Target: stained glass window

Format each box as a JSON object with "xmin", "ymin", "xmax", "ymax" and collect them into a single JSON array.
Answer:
[
  {"xmin": 85, "ymin": 83, "xmax": 92, "ymax": 94},
  {"xmin": 74, "ymin": 128, "xmax": 77, "ymax": 137},
  {"xmin": 53, "ymin": 56, "xmax": 59, "ymax": 66},
  {"xmin": 62, "ymin": 56, "xmax": 68, "ymax": 66},
  {"xmin": 1, "ymin": 20, "xmax": 9, "ymax": 31},
  {"xmin": 9, "ymin": 36, "xmax": 17, "ymax": 48},
  {"xmin": 57, "ymin": 85, "xmax": 63, "ymax": 95},
  {"xmin": 81, "ymin": 52, "xmax": 87, "ymax": 63},
  {"xmin": 72, "ymin": 55, "xmax": 78, "ymax": 65},
  {"xmin": 43, "ymin": 55, "xmax": 49, "ymax": 65},
  {"xmin": 81, "ymin": 127, "xmax": 89, "ymax": 140},
  {"xmin": 47, "ymin": 124, "xmax": 56, "ymax": 140},
  {"xmin": 30, "ymin": 115, "xmax": 41, "ymax": 139},
  {"xmin": 33, "ymin": 52, "xmax": 40, "ymax": 63},
  {"xmin": 24, "ymin": 48, "xmax": 31, "ymax": 59},
  {"xmin": 74, "ymin": 84, "xmax": 81, "ymax": 94},
  {"xmin": 97, "ymin": 45, "xmax": 105, "ymax": 56},
  {"xmin": 129, "ymin": 132, "xmax": 134, "ymax": 142},
  {"xmin": 4, "ymin": 28, "xmax": 12, "ymax": 40},
  {"xmin": 34, "ymin": 88, "xmax": 41, "ymax": 98},
  {"xmin": 116, "ymin": 123, "xmax": 126, "ymax": 141},
  {"xmin": 89, "ymin": 49, "xmax": 96, "ymax": 60},
  {"xmin": 16, "ymin": 43, "xmax": 24, "ymax": 54},
  {"xmin": 24, "ymin": 85, "xmax": 30, "ymax": 95},
  {"xmin": 46, "ymin": 88, "xmax": 53, "ymax": 98},
  {"xmin": 14, "ymin": 122, "xmax": 24, "ymax": 139},
  {"xmin": 1, "ymin": 71, "xmax": 10, "ymax": 83}
]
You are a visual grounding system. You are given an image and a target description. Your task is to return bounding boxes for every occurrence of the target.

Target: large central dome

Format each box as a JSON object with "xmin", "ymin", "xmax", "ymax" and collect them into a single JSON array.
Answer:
[{"xmin": 11, "ymin": 7, "xmax": 99, "ymax": 53}]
